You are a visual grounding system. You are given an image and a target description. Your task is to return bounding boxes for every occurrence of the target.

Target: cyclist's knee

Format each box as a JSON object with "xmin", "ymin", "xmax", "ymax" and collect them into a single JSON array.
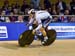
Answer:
[{"xmin": 40, "ymin": 27, "xmax": 45, "ymax": 32}]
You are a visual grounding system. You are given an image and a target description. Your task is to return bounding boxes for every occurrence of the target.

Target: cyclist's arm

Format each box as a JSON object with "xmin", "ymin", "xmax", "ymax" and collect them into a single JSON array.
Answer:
[
  {"xmin": 28, "ymin": 14, "xmax": 34, "ymax": 24},
  {"xmin": 28, "ymin": 18, "xmax": 34, "ymax": 24}
]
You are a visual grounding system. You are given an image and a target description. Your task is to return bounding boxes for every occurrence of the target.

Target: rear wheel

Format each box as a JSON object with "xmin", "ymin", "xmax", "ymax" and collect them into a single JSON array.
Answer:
[{"xmin": 40, "ymin": 29, "xmax": 56, "ymax": 46}]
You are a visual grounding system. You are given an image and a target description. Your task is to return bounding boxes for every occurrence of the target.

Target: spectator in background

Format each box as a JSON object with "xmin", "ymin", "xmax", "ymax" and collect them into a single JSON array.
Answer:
[
  {"xmin": 21, "ymin": 0, "xmax": 30, "ymax": 14},
  {"xmin": 24, "ymin": 8, "xmax": 30, "ymax": 15},
  {"xmin": 52, "ymin": 16, "xmax": 59, "ymax": 22},
  {"xmin": 64, "ymin": 9, "xmax": 70, "ymax": 15},
  {"xmin": 64, "ymin": 9, "xmax": 70, "ymax": 22},
  {"xmin": 70, "ymin": 16, "xmax": 75, "ymax": 22},
  {"xmin": 12, "ymin": 8, "xmax": 20, "ymax": 15},
  {"xmin": 70, "ymin": 0, "xmax": 75, "ymax": 14},
  {"xmin": 2, "ymin": 3, "xmax": 9, "ymax": 10},
  {"xmin": 9, "ymin": 12, "xmax": 17, "ymax": 22},
  {"xmin": 15, "ymin": 16, "xmax": 24, "ymax": 22},
  {"xmin": 11, "ymin": 3, "xmax": 16, "ymax": 10},
  {"xmin": 43, "ymin": 0, "xmax": 52, "ymax": 15},
  {"xmin": 51, "ymin": 4, "xmax": 57, "ymax": 15},
  {"xmin": 58, "ymin": 9, "xmax": 70, "ymax": 22},
  {"xmin": 55, "ymin": 0, "xmax": 66, "ymax": 14},
  {"xmin": 44, "ymin": 0, "xmax": 51, "ymax": 10},
  {"xmin": 5, "ymin": 16, "xmax": 10, "ymax": 22},
  {"xmin": 14, "ymin": 0, "xmax": 20, "ymax": 9},
  {"xmin": 2, "ymin": 0, "xmax": 9, "ymax": 10},
  {"xmin": 4, "ymin": 0, "xmax": 9, "ymax": 5},
  {"xmin": 6, "ymin": 6, "xmax": 12, "ymax": 14},
  {"xmin": 11, "ymin": 3, "xmax": 20, "ymax": 11},
  {"xmin": 2, "ymin": 0, "xmax": 10, "ymax": 15},
  {"xmin": 46, "ymin": 8, "xmax": 52, "ymax": 15},
  {"xmin": 0, "ymin": 10, "xmax": 6, "ymax": 22},
  {"xmin": 0, "ymin": 10, "xmax": 10, "ymax": 22},
  {"xmin": 30, "ymin": 0, "xmax": 40, "ymax": 9},
  {"xmin": 52, "ymin": 9, "xmax": 57, "ymax": 15}
]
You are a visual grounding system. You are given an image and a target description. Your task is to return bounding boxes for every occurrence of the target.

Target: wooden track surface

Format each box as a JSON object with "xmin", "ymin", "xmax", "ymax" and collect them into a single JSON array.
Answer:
[{"xmin": 0, "ymin": 39, "xmax": 75, "ymax": 56}]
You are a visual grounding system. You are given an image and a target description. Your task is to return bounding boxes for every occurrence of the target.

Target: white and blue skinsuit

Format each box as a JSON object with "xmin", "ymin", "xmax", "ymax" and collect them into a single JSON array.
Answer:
[{"xmin": 29, "ymin": 10, "xmax": 52, "ymax": 31}]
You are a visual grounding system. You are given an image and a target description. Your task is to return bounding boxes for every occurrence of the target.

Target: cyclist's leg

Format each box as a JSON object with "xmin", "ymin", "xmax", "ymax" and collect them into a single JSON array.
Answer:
[
  {"xmin": 40, "ymin": 27, "xmax": 48, "ymax": 41},
  {"xmin": 40, "ymin": 27, "xmax": 46, "ymax": 37}
]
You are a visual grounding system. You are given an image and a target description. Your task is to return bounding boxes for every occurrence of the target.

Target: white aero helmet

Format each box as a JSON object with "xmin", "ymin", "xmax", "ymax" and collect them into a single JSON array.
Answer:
[{"xmin": 28, "ymin": 9, "xmax": 35, "ymax": 14}]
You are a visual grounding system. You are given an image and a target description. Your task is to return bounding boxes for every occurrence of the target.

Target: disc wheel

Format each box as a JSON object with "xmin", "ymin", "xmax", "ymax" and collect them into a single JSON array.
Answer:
[
  {"xmin": 18, "ymin": 30, "xmax": 34, "ymax": 47},
  {"xmin": 41, "ymin": 29, "xmax": 56, "ymax": 46}
]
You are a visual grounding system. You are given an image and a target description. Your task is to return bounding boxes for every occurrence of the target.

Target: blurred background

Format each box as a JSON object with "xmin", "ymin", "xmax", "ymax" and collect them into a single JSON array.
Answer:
[{"xmin": 0, "ymin": 0, "xmax": 75, "ymax": 22}]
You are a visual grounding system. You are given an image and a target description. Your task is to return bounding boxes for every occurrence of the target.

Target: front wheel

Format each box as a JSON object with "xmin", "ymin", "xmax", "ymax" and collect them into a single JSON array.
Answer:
[{"xmin": 18, "ymin": 30, "xmax": 34, "ymax": 47}]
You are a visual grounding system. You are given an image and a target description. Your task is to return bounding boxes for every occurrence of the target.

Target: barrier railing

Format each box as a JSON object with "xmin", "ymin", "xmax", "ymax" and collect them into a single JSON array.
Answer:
[
  {"xmin": 0, "ymin": 15, "xmax": 75, "ymax": 22},
  {"xmin": 0, "ymin": 15, "xmax": 75, "ymax": 16}
]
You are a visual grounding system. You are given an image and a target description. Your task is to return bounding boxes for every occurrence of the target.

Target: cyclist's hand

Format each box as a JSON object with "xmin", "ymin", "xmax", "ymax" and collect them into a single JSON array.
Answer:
[
  {"xmin": 26, "ymin": 24, "xmax": 29, "ymax": 27},
  {"xmin": 26, "ymin": 22, "xmax": 29, "ymax": 26},
  {"xmin": 32, "ymin": 29, "xmax": 36, "ymax": 34}
]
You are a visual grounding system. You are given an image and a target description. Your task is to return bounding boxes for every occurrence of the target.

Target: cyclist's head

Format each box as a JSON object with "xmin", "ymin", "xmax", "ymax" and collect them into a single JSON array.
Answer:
[{"xmin": 28, "ymin": 9, "xmax": 35, "ymax": 14}]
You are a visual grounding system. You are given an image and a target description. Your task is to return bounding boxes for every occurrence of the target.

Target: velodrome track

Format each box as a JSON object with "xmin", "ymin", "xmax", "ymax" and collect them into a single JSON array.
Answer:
[{"xmin": 0, "ymin": 39, "xmax": 75, "ymax": 56}]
